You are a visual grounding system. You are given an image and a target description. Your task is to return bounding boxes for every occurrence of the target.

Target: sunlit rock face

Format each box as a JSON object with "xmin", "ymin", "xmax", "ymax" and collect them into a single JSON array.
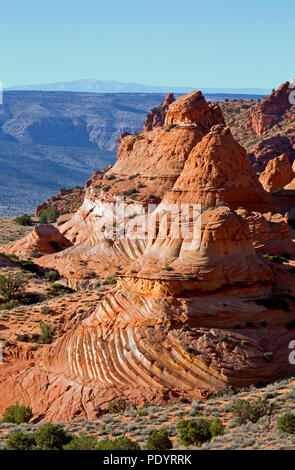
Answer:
[
  {"xmin": 4, "ymin": 224, "xmax": 72, "ymax": 258},
  {"xmin": 2, "ymin": 90, "xmax": 295, "ymax": 422},
  {"xmin": 259, "ymin": 154, "xmax": 294, "ymax": 192}
]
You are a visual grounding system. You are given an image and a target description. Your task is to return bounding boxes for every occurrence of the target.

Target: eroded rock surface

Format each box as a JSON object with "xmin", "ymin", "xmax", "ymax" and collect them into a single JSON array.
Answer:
[
  {"xmin": 259, "ymin": 154, "xmax": 294, "ymax": 192},
  {"xmin": 4, "ymin": 224, "xmax": 72, "ymax": 258},
  {"xmin": 2, "ymin": 90, "xmax": 295, "ymax": 422}
]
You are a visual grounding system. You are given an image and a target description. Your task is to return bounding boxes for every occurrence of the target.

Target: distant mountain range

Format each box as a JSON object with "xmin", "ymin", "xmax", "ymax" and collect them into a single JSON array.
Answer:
[{"xmin": 6, "ymin": 79, "xmax": 271, "ymax": 95}]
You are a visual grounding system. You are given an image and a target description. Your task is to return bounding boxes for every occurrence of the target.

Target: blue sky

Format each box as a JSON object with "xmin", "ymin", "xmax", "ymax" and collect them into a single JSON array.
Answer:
[{"xmin": 1, "ymin": 0, "xmax": 294, "ymax": 89}]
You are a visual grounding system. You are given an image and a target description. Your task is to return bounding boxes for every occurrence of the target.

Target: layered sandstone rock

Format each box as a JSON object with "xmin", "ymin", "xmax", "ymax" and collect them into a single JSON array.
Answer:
[
  {"xmin": 125, "ymin": 205, "xmax": 272, "ymax": 292},
  {"xmin": 4, "ymin": 224, "xmax": 72, "ymax": 258},
  {"xmin": 2, "ymin": 91, "xmax": 295, "ymax": 422},
  {"xmin": 250, "ymin": 82, "xmax": 292, "ymax": 135},
  {"xmin": 249, "ymin": 134, "xmax": 295, "ymax": 171},
  {"xmin": 143, "ymin": 93, "xmax": 175, "ymax": 131},
  {"xmin": 259, "ymin": 154, "xmax": 294, "ymax": 191},
  {"xmin": 164, "ymin": 124, "xmax": 277, "ymax": 212},
  {"xmin": 111, "ymin": 91, "xmax": 224, "ymax": 182},
  {"xmin": 236, "ymin": 209, "xmax": 294, "ymax": 256},
  {"xmin": 165, "ymin": 91, "xmax": 223, "ymax": 126},
  {"xmin": 33, "ymin": 91, "xmax": 225, "ymax": 280}
]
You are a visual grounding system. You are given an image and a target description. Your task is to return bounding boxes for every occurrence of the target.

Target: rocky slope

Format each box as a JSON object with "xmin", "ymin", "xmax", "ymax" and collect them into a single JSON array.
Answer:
[
  {"xmin": 1, "ymin": 90, "xmax": 295, "ymax": 422},
  {"xmin": 220, "ymin": 81, "xmax": 295, "ymax": 171}
]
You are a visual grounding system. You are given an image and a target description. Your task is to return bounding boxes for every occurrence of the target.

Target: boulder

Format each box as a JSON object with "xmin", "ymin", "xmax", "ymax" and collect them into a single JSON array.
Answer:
[{"xmin": 259, "ymin": 154, "xmax": 294, "ymax": 191}]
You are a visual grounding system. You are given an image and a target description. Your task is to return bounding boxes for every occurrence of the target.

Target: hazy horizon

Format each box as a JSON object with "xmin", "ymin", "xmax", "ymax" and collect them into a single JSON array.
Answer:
[{"xmin": 1, "ymin": 0, "xmax": 294, "ymax": 90}]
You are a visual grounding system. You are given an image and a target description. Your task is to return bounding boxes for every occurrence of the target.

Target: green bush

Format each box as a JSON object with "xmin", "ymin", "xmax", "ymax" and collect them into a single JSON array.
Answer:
[
  {"xmin": 122, "ymin": 188, "xmax": 137, "ymax": 197},
  {"xmin": 95, "ymin": 437, "xmax": 140, "ymax": 450},
  {"xmin": 38, "ymin": 207, "xmax": 59, "ymax": 224},
  {"xmin": 277, "ymin": 413, "xmax": 295, "ymax": 434},
  {"xmin": 138, "ymin": 403, "xmax": 151, "ymax": 416},
  {"xmin": 146, "ymin": 429, "xmax": 173, "ymax": 450},
  {"xmin": 177, "ymin": 419, "xmax": 212, "ymax": 447},
  {"xmin": 33, "ymin": 423, "xmax": 73, "ymax": 450},
  {"xmin": 2, "ymin": 403, "xmax": 33, "ymax": 424},
  {"xmin": 44, "ymin": 269, "xmax": 60, "ymax": 281},
  {"xmin": 14, "ymin": 214, "xmax": 32, "ymax": 226},
  {"xmin": 229, "ymin": 398, "xmax": 274, "ymax": 425},
  {"xmin": 102, "ymin": 276, "xmax": 117, "ymax": 286},
  {"xmin": 39, "ymin": 321, "xmax": 55, "ymax": 344},
  {"xmin": 41, "ymin": 305, "xmax": 53, "ymax": 315},
  {"xmin": 16, "ymin": 333, "xmax": 30, "ymax": 342},
  {"xmin": 5, "ymin": 431, "xmax": 35, "ymax": 450},
  {"xmin": 0, "ymin": 274, "xmax": 27, "ymax": 301},
  {"xmin": 0, "ymin": 299, "xmax": 20, "ymax": 310},
  {"xmin": 108, "ymin": 399, "xmax": 125, "ymax": 414},
  {"xmin": 63, "ymin": 432, "xmax": 97, "ymax": 450},
  {"xmin": 46, "ymin": 283, "xmax": 74, "ymax": 299},
  {"xmin": 209, "ymin": 418, "xmax": 225, "ymax": 437}
]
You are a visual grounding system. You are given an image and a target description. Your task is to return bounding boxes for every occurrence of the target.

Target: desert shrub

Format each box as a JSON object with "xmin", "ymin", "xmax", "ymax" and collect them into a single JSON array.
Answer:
[
  {"xmin": 46, "ymin": 283, "xmax": 74, "ymax": 298},
  {"xmin": 229, "ymin": 398, "xmax": 274, "ymax": 425},
  {"xmin": 14, "ymin": 214, "xmax": 32, "ymax": 226},
  {"xmin": 0, "ymin": 299, "xmax": 19, "ymax": 310},
  {"xmin": 177, "ymin": 419, "xmax": 212, "ymax": 447},
  {"xmin": 102, "ymin": 276, "xmax": 117, "ymax": 286},
  {"xmin": 277, "ymin": 413, "xmax": 295, "ymax": 434},
  {"xmin": 63, "ymin": 432, "xmax": 97, "ymax": 450},
  {"xmin": 5, "ymin": 431, "xmax": 35, "ymax": 450},
  {"xmin": 122, "ymin": 188, "xmax": 137, "ymax": 196},
  {"xmin": 2, "ymin": 403, "xmax": 33, "ymax": 424},
  {"xmin": 138, "ymin": 403, "xmax": 151, "ymax": 416},
  {"xmin": 266, "ymin": 255, "xmax": 288, "ymax": 264},
  {"xmin": 108, "ymin": 399, "xmax": 125, "ymax": 414},
  {"xmin": 108, "ymin": 402, "xmax": 121, "ymax": 414},
  {"xmin": 0, "ymin": 274, "xmax": 27, "ymax": 301},
  {"xmin": 41, "ymin": 305, "xmax": 53, "ymax": 315},
  {"xmin": 16, "ymin": 333, "xmax": 30, "ymax": 342},
  {"xmin": 209, "ymin": 418, "xmax": 225, "ymax": 437},
  {"xmin": 95, "ymin": 437, "xmax": 140, "ymax": 450},
  {"xmin": 38, "ymin": 207, "xmax": 59, "ymax": 224},
  {"xmin": 263, "ymin": 352, "xmax": 273, "ymax": 363},
  {"xmin": 39, "ymin": 321, "xmax": 55, "ymax": 344},
  {"xmin": 44, "ymin": 269, "xmax": 59, "ymax": 281},
  {"xmin": 33, "ymin": 423, "xmax": 73, "ymax": 450},
  {"xmin": 218, "ymin": 333, "xmax": 231, "ymax": 344},
  {"xmin": 146, "ymin": 429, "xmax": 173, "ymax": 450}
]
